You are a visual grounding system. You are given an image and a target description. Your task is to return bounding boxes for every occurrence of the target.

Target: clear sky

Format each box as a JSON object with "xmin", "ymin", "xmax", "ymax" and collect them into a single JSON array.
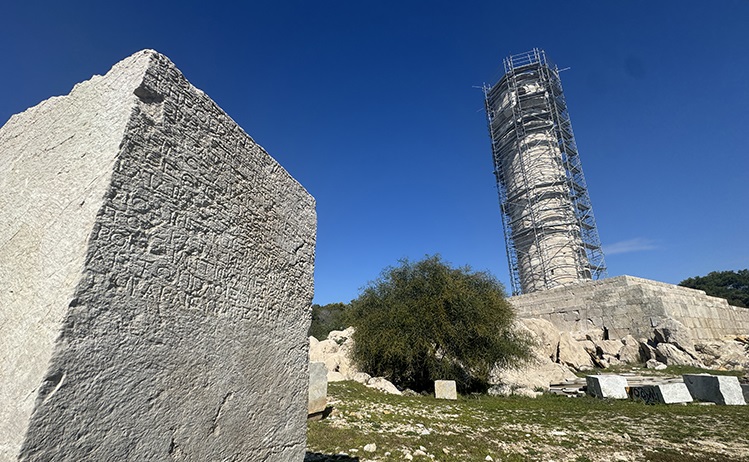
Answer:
[{"xmin": 2, "ymin": 1, "xmax": 748, "ymax": 305}]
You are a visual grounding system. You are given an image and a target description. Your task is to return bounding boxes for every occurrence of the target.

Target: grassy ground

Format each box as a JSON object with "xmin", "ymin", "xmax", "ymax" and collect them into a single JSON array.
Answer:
[{"xmin": 307, "ymin": 379, "xmax": 749, "ymax": 462}]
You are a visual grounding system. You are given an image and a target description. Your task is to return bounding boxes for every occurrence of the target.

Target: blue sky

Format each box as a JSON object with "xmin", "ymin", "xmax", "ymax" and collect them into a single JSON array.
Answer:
[{"xmin": 2, "ymin": 1, "xmax": 748, "ymax": 305}]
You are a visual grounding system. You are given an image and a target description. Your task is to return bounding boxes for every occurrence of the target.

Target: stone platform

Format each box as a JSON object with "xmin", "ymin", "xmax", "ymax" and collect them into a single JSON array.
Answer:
[{"xmin": 510, "ymin": 275, "xmax": 749, "ymax": 341}]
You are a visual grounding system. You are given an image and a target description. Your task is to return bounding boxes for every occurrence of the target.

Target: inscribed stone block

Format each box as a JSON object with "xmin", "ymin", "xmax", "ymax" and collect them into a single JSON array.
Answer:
[
  {"xmin": 0, "ymin": 49, "xmax": 316, "ymax": 461},
  {"xmin": 683, "ymin": 374, "xmax": 746, "ymax": 405},
  {"xmin": 629, "ymin": 383, "xmax": 693, "ymax": 404},
  {"xmin": 308, "ymin": 362, "xmax": 328, "ymax": 415},
  {"xmin": 586, "ymin": 375, "xmax": 628, "ymax": 399},
  {"xmin": 434, "ymin": 380, "xmax": 458, "ymax": 400}
]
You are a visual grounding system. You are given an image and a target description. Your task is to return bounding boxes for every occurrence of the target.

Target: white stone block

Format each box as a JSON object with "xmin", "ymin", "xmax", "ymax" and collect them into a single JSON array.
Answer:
[
  {"xmin": 683, "ymin": 374, "xmax": 746, "ymax": 405},
  {"xmin": 586, "ymin": 375, "xmax": 628, "ymax": 399},
  {"xmin": 308, "ymin": 362, "xmax": 328, "ymax": 415},
  {"xmin": 0, "ymin": 50, "xmax": 316, "ymax": 460},
  {"xmin": 629, "ymin": 383, "xmax": 693, "ymax": 404},
  {"xmin": 434, "ymin": 380, "xmax": 458, "ymax": 400}
]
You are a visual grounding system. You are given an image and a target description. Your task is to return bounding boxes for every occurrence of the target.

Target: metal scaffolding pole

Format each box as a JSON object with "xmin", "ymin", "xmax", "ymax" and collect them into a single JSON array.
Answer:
[{"xmin": 484, "ymin": 49, "xmax": 607, "ymax": 295}]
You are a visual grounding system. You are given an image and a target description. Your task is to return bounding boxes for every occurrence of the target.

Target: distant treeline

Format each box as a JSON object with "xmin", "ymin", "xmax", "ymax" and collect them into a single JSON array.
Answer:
[
  {"xmin": 309, "ymin": 302, "xmax": 350, "ymax": 340},
  {"xmin": 679, "ymin": 269, "xmax": 749, "ymax": 308}
]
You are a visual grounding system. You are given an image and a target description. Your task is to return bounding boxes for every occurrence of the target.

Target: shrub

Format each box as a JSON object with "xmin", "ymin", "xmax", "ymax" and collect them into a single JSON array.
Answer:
[
  {"xmin": 349, "ymin": 255, "xmax": 531, "ymax": 393},
  {"xmin": 309, "ymin": 302, "xmax": 350, "ymax": 340}
]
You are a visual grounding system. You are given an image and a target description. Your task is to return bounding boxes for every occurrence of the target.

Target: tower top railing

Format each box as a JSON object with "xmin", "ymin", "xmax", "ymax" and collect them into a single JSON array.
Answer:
[{"xmin": 503, "ymin": 48, "xmax": 548, "ymax": 73}]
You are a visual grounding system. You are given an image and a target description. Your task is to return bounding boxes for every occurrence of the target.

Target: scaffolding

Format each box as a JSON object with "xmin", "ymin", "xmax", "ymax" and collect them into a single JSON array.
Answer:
[{"xmin": 483, "ymin": 49, "xmax": 607, "ymax": 295}]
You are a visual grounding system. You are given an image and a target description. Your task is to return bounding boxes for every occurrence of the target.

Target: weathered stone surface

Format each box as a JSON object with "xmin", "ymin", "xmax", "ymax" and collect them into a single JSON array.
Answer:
[
  {"xmin": 309, "ymin": 327, "xmax": 360, "ymax": 382},
  {"xmin": 0, "ymin": 50, "xmax": 316, "ymax": 461},
  {"xmin": 683, "ymin": 374, "xmax": 746, "ymax": 405},
  {"xmin": 351, "ymin": 372, "xmax": 372, "ymax": 384},
  {"xmin": 593, "ymin": 339, "xmax": 624, "ymax": 357},
  {"xmin": 629, "ymin": 383, "xmax": 693, "ymax": 405},
  {"xmin": 652, "ymin": 318, "xmax": 698, "ymax": 359},
  {"xmin": 309, "ymin": 362, "xmax": 328, "ymax": 415},
  {"xmin": 645, "ymin": 359, "xmax": 667, "ymax": 370},
  {"xmin": 618, "ymin": 335, "xmax": 643, "ymax": 363},
  {"xmin": 695, "ymin": 340, "xmax": 749, "ymax": 370},
  {"xmin": 519, "ymin": 318, "xmax": 560, "ymax": 361},
  {"xmin": 655, "ymin": 343, "xmax": 704, "ymax": 368},
  {"xmin": 366, "ymin": 377, "xmax": 401, "ymax": 395},
  {"xmin": 742, "ymin": 384, "xmax": 749, "ymax": 403},
  {"xmin": 492, "ymin": 359, "xmax": 576, "ymax": 392},
  {"xmin": 586, "ymin": 375, "xmax": 628, "ymax": 399},
  {"xmin": 510, "ymin": 276, "xmax": 749, "ymax": 341},
  {"xmin": 558, "ymin": 332, "xmax": 594, "ymax": 371},
  {"xmin": 434, "ymin": 380, "xmax": 458, "ymax": 400}
]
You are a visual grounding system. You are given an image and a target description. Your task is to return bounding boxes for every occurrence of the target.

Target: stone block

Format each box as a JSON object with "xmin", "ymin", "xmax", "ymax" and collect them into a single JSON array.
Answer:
[
  {"xmin": 0, "ymin": 50, "xmax": 316, "ymax": 460},
  {"xmin": 629, "ymin": 383, "xmax": 693, "ymax": 404},
  {"xmin": 308, "ymin": 362, "xmax": 328, "ymax": 416},
  {"xmin": 586, "ymin": 375, "xmax": 628, "ymax": 399},
  {"xmin": 683, "ymin": 374, "xmax": 746, "ymax": 405},
  {"xmin": 742, "ymin": 384, "xmax": 749, "ymax": 403},
  {"xmin": 434, "ymin": 380, "xmax": 458, "ymax": 400},
  {"xmin": 510, "ymin": 276, "xmax": 749, "ymax": 342}
]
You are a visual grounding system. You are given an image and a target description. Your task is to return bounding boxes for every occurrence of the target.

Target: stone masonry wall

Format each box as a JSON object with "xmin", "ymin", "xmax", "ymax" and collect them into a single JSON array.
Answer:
[
  {"xmin": 1, "ymin": 50, "xmax": 316, "ymax": 461},
  {"xmin": 510, "ymin": 275, "xmax": 749, "ymax": 341}
]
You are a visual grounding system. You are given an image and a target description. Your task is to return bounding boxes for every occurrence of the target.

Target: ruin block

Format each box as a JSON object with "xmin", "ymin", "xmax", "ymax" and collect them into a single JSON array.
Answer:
[
  {"xmin": 629, "ymin": 383, "xmax": 693, "ymax": 405},
  {"xmin": 586, "ymin": 375, "xmax": 628, "ymax": 399},
  {"xmin": 308, "ymin": 362, "xmax": 328, "ymax": 416},
  {"xmin": 0, "ymin": 50, "xmax": 316, "ymax": 461},
  {"xmin": 434, "ymin": 380, "xmax": 458, "ymax": 400},
  {"xmin": 683, "ymin": 374, "xmax": 746, "ymax": 405}
]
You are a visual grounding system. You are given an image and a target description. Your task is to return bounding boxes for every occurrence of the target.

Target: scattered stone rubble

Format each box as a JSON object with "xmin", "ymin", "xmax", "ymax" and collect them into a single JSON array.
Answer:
[
  {"xmin": 312, "ymin": 318, "xmax": 749, "ymax": 400},
  {"xmin": 310, "ymin": 328, "xmax": 401, "ymax": 395}
]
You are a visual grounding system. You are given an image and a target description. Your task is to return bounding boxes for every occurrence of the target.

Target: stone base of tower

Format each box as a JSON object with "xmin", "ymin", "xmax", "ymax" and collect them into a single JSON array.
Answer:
[{"xmin": 509, "ymin": 275, "xmax": 749, "ymax": 341}]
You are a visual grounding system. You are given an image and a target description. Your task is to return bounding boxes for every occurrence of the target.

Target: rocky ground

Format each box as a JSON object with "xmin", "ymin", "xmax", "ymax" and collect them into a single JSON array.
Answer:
[
  {"xmin": 306, "ymin": 381, "xmax": 749, "ymax": 462},
  {"xmin": 311, "ymin": 318, "xmax": 749, "ymax": 398},
  {"xmin": 307, "ymin": 320, "xmax": 749, "ymax": 461}
]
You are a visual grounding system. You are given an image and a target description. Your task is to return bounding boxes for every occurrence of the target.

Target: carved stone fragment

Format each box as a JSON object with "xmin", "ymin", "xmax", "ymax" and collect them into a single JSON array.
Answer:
[{"xmin": 0, "ymin": 49, "xmax": 316, "ymax": 461}]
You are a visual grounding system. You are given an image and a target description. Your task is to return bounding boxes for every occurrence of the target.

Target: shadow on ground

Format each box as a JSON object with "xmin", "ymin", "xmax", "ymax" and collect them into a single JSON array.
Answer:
[{"xmin": 305, "ymin": 452, "xmax": 359, "ymax": 462}]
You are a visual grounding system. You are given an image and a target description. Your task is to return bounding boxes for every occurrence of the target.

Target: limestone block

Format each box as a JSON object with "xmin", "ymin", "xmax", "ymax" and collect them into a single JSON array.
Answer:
[
  {"xmin": 558, "ymin": 332, "xmax": 594, "ymax": 371},
  {"xmin": 434, "ymin": 380, "xmax": 458, "ymax": 400},
  {"xmin": 0, "ymin": 50, "xmax": 316, "ymax": 461},
  {"xmin": 655, "ymin": 343, "xmax": 704, "ymax": 367},
  {"xmin": 309, "ymin": 339, "xmax": 340, "ymax": 362},
  {"xmin": 351, "ymin": 372, "xmax": 372, "ymax": 385},
  {"xmin": 586, "ymin": 375, "xmax": 628, "ymax": 399},
  {"xmin": 645, "ymin": 359, "xmax": 667, "ymax": 370},
  {"xmin": 683, "ymin": 374, "xmax": 746, "ymax": 405},
  {"xmin": 629, "ymin": 383, "xmax": 693, "ymax": 405},
  {"xmin": 491, "ymin": 359, "xmax": 576, "ymax": 392},
  {"xmin": 594, "ymin": 339, "xmax": 624, "ymax": 356},
  {"xmin": 512, "ymin": 276, "xmax": 749, "ymax": 342},
  {"xmin": 618, "ymin": 335, "xmax": 643, "ymax": 363},
  {"xmin": 519, "ymin": 318, "xmax": 560, "ymax": 361},
  {"xmin": 366, "ymin": 377, "xmax": 402, "ymax": 395},
  {"xmin": 308, "ymin": 362, "xmax": 328, "ymax": 415},
  {"xmin": 652, "ymin": 318, "xmax": 698, "ymax": 358},
  {"xmin": 327, "ymin": 371, "xmax": 346, "ymax": 382}
]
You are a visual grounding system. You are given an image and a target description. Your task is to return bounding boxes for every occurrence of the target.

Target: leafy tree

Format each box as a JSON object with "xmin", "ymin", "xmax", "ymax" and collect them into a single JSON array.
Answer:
[
  {"xmin": 348, "ymin": 255, "xmax": 531, "ymax": 393},
  {"xmin": 309, "ymin": 302, "xmax": 350, "ymax": 340},
  {"xmin": 679, "ymin": 269, "xmax": 749, "ymax": 308}
]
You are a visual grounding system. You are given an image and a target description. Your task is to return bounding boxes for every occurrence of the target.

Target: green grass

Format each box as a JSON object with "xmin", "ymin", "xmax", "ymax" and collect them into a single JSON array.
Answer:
[{"xmin": 307, "ymin": 381, "xmax": 749, "ymax": 461}]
